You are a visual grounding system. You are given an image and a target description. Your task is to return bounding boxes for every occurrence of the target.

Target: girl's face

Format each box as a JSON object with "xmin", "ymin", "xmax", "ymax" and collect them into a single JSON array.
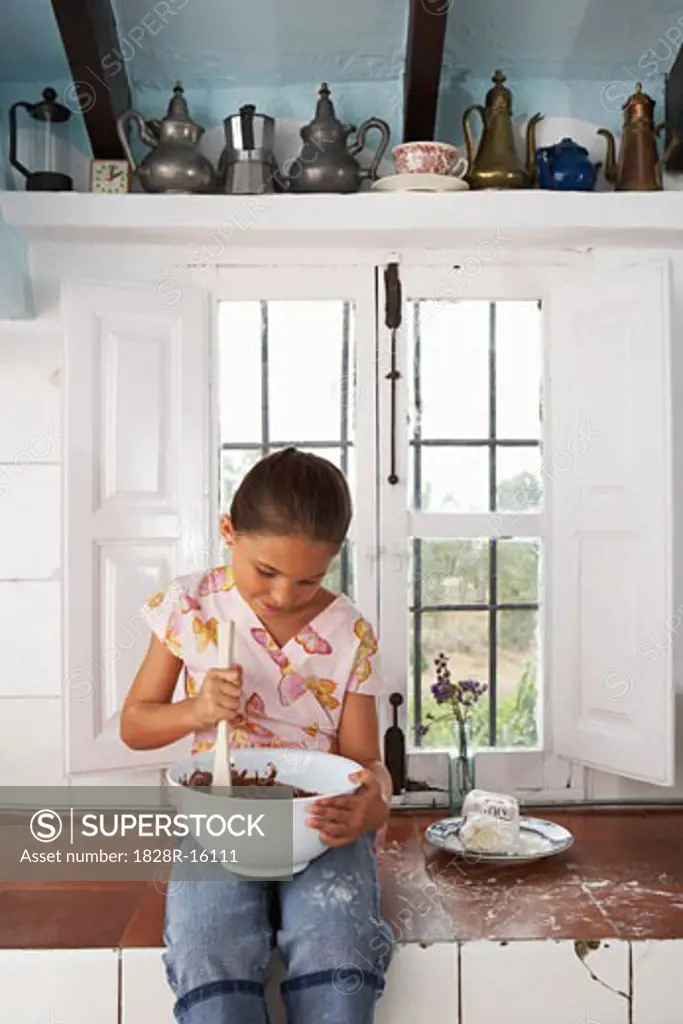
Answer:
[{"xmin": 220, "ymin": 516, "xmax": 336, "ymax": 618}]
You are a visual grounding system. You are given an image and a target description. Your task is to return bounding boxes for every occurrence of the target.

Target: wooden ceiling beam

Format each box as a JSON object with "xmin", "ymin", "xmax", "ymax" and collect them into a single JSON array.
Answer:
[
  {"xmin": 403, "ymin": 0, "xmax": 450, "ymax": 142},
  {"xmin": 50, "ymin": 0, "xmax": 132, "ymax": 159},
  {"xmin": 665, "ymin": 53, "xmax": 683, "ymax": 173}
]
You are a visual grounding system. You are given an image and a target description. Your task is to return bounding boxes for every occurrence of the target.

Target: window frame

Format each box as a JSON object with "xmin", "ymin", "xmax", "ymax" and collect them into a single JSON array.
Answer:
[
  {"xmin": 378, "ymin": 262, "xmax": 582, "ymax": 796},
  {"xmin": 210, "ymin": 258, "xmax": 588, "ymax": 799}
]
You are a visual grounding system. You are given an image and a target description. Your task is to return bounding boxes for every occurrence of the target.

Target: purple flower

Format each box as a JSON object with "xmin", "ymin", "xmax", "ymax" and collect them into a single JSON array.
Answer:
[
  {"xmin": 432, "ymin": 678, "xmax": 456, "ymax": 704},
  {"xmin": 430, "ymin": 655, "xmax": 487, "ymax": 719},
  {"xmin": 415, "ymin": 723, "xmax": 430, "ymax": 738}
]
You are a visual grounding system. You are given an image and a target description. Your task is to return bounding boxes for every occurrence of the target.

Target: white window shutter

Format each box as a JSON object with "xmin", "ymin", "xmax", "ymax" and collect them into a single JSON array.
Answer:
[
  {"xmin": 548, "ymin": 259, "xmax": 674, "ymax": 785},
  {"xmin": 63, "ymin": 282, "xmax": 209, "ymax": 775}
]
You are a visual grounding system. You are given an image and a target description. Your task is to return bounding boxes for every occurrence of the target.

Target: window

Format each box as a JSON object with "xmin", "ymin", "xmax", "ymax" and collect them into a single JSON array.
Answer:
[
  {"xmin": 208, "ymin": 259, "xmax": 674, "ymax": 794},
  {"xmin": 377, "ymin": 266, "xmax": 548, "ymax": 768},
  {"xmin": 406, "ymin": 298, "xmax": 542, "ymax": 752}
]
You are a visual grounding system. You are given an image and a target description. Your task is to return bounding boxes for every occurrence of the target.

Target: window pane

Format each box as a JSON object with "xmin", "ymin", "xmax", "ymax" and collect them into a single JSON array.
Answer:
[
  {"xmin": 496, "ymin": 608, "xmax": 539, "ymax": 747},
  {"xmin": 410, "ymin": 300, "xmax": 489, "ymax": 440},
  {"xmin": 496, "ymin": 301, "xmax": 542, "ymax": 440},
  {"xmin": 220, "ymin": 448, "xmax": 262, "ymax": 511},
  {"xmin": 496, "ymin": 447, "xmax": 542, "ymax": 512},
  {"xmin": 218, "ymin": 302, "xmax": 263, "ymax": 443},
  {"xmin": 268, "ymin": 301, "xmax": 352, "ymax": 442},
  {"xmin": 410, "ymin": 609, "xmax": 490, "ymax": 750},
  {"xmin": 413, "ymin": 539, "xmax": 490, "ymax": 607},
  {"xmin": 325, "ymin": 540, "xmax": 354, "ymax": 600},
  {"xmin": 414, "ymin": 446, "xmax": 489, "ymax": 512},
  {"xmin": 498, "ymin": 539, "xmax": 540, "ymax": 604}
]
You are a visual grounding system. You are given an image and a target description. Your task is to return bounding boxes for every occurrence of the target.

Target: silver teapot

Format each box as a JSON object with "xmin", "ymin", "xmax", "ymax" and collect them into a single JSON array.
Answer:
[
  {"xmin": 117, "ymin": 83, "xmax": 214, "ymax": 194},
  {"xmin": 286, "ymin": 83, "xmax": 390, "ymax": 193}
]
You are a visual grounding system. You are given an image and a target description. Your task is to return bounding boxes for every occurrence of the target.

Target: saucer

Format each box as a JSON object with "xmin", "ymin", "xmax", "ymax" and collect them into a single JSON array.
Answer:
[
  {"xmin": 424, "ymin": 816, "xmax": 574, "ymax": 865},
  {"xmin": 372, "ymin": 172, "xmax": 469, "ymax": 193}
]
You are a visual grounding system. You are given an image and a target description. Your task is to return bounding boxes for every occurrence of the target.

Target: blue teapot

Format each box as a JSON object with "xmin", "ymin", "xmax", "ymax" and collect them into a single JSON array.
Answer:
[{"xmin": 535, "ymin": 136, "xmax": 601, "ymax": 191}]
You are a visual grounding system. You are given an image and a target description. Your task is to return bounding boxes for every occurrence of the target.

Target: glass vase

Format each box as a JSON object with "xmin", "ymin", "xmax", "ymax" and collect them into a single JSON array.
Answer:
[{"xmin": 449, "ymin": 718, "xmax": 476, "ymax": 816}]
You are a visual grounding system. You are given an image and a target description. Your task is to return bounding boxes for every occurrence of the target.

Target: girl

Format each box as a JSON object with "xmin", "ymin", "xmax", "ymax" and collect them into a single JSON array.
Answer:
[{"xmin": 120, "ymin": 447, "xmax": 395, "ymax": 1024}]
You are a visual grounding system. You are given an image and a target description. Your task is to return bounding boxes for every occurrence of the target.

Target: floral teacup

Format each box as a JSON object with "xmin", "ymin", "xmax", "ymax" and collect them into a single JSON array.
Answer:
[{"xmin": 392, "ymin": 141, "xmax": 468, "ymax": 177}]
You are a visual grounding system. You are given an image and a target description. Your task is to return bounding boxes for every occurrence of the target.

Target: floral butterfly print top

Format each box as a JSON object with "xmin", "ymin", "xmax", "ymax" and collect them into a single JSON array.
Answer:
[{"xmin": 140, "ymin": 565, "xmax": 387, "ymax": 755}]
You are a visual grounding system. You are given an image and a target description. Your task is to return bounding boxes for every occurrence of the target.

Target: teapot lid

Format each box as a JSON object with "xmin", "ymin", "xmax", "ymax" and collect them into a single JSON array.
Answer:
[
  {"xmin": 624, "ymin": 81, "xmax": 655, "ymax": 117},
  {"xmin": 486, "ymin": 69, "xmax": 513, "ymax": 111},
  {"xmin": 164, "ymin": 82, "xmax": 199, "ymax": 125},
  {"xmin": 311, "ymin": 83, "xmax": 343, "ymax": 127},
  {"xmin": 557, "ymin": 136, "xmax": 589, "ymax": 154}
]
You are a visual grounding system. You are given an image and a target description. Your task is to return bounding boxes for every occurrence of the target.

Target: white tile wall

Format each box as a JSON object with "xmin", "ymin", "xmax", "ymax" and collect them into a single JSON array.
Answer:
[
  {"xmin": 0, "ymin": 324, "xmax": 63, "ymax": 786},
  {"xmin": 17, "ymin": 939, "xmax": 683, "ymax": 1022},
  {"xmin": 0, "ymin": 697, "xmax": 66, "ymax": 787},
  {"xmin": 0, "ymin": 464, "xmax": 60, "ymax": 579},
  {"xmin": 0, "ymin": 581, "xmax": 61, "ymax": 696},
  {"xmin": 0, "ymin": 325, "xmax": 62, "ymax": 458},
  {"xmin": 632, "ymin": 940, "xmax": 683, "ymax": 1024},
  {"xmin": 5, "ymin": 939, "xmax": 683, "ymax": 1022},
  {"xmin": 122, "ymin": 948, "xmax": 174, "ymax": 1023},
  {"xmin": 121, "ymin": 943, "xmax": 460, "ymax": 1024},
  {"xmin": 0, "ymin": 948, "xmax": 118, "ymax": 1024},
  {"xmin": 376, "ymin": 943, "xmax": 459, "ymax": 1023},
  {"xmin": 461, "ymin": 940, "xmax": 629, "ymax": 1024}
]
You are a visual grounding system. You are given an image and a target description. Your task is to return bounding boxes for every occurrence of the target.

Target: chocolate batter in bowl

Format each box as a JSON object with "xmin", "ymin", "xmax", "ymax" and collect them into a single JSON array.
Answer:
[
  {"xmin": 180, "ymin": 762, "xmax": 319, "ymax": 799},
  {"xmin": 166, "ymin": 747, "xmax": 362, "ymax": 876}
]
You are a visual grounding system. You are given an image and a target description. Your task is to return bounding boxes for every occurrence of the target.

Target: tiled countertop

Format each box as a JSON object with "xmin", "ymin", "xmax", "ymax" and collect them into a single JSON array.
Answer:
[{"xmin": 2, "ymin": 807, "xmax": 683, "ymax": 948}]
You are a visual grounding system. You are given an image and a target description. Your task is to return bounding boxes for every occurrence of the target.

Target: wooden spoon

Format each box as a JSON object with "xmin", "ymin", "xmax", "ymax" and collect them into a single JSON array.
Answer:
[{"xmin": 212, "ymin": 619, "xmax": 235, "ymax": 792}]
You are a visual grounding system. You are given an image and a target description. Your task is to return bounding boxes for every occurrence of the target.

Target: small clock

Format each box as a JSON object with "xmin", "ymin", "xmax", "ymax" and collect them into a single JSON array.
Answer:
[{"xmin": 90, "ymin": 159, "xmax": 132, "ymax": 194}]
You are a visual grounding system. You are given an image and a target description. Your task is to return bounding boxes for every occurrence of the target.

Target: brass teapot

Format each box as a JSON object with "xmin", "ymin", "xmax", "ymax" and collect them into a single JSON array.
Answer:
[
  {"xmin": 462, "ymin": 70, "xmax": 543, "ymax": 190},
  {"xmin": 117, "ymin": 82, "xmax": 215, "ymax": 194},
  {"xmin": 597, "ymin": 82, "xmax": 682, "ymax": 191}
]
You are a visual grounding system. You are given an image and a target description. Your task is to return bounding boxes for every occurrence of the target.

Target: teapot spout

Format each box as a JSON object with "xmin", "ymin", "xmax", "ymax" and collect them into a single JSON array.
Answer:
[
  {"xmin": 524, "ymin": 113, "xmax": 544, "ymax": 183},
  {"xmin": 597, "ymin": 128, "xmax": 617, "ymax": 184},
  {"xmin": 461, "ymin": 104, "xmax": 485, "ymax": 171}
]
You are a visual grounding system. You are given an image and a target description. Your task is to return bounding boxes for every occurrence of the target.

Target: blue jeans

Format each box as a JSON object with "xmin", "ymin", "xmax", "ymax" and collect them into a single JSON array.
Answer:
[{"xmin": 162, "ymin": 833, "xmax": 395, "ymax": 1023}]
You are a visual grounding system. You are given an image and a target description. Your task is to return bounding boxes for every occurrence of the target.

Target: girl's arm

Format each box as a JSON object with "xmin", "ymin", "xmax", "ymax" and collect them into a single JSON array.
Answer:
[
  {"xmin": 306, "ymin": 694, "xmax": 392, "ymax": 844},
  {"xmin": 120, "ymin": 635, "xmax": 242, "ymax": 750},
  {"xmin": 338, "ymin": 693, "xmax": 393, "ymax": 804},
  {"xmin": 119, "ymin": 635, "xmax": 198, "ymax": 750}
]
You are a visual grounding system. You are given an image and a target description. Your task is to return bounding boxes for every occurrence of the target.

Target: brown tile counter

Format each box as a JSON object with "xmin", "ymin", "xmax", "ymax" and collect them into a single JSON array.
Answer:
[
  {"xmin": 1, "ymin": 807, "xmax": 683, "ymax": 948},
  {"xmin": 384, "ymin": 807, "xmax": 683, "ymax": 942}
]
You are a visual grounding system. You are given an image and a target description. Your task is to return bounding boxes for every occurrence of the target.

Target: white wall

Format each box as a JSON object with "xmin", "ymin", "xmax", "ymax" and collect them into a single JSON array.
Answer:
[
  {"xmin": 0, "ymin": 316, "xmax": 66, "ymax": 786},
  {"xmin": 1, "ymin": 243, "xmax": 682, "ymax": 798}
]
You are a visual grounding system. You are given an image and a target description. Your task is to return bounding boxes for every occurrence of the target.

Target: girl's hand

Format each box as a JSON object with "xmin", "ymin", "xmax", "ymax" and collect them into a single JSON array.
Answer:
[
  {"xmin": 192, "ymin": 666, "xmax": 242, "ymax": 728},
  {"xmin": 306, "ymin": 768, "xmax": 390, "ymax": 847}
]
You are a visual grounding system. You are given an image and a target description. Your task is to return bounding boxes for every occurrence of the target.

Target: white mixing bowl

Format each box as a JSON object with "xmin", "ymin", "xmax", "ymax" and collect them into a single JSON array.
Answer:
[{"xmin": 165, "ymin": 747, "xmax": 362, "ymax": 876}]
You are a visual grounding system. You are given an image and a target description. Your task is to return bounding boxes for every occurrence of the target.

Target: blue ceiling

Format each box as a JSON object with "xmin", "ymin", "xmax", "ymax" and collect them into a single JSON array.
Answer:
[
  {"xmin": 0, "ymin": 0, "xmax": 681, "ymax": 145},
  {"xmin": 2, "ymin": 0, "xmax": 681, "ymax": 84},
  {"xmin": 0, "ymin": 0, "xmax": 73, "ymax": 82}
]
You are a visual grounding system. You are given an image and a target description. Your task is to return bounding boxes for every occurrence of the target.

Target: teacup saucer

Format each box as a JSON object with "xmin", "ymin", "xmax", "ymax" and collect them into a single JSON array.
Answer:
[{"xmin": 372, "ymin": 172, "xmax": 469, "ymax": 193}]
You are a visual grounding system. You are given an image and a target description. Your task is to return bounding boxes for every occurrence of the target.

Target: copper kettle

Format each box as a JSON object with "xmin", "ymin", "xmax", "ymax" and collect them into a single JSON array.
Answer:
[
  {"xmin": 462, "ymin": 70, "xmax": 543, "ymax": 189},
  {"xmin": 597, "ymin": 82, "xmax": 683, "ymax": 190}
]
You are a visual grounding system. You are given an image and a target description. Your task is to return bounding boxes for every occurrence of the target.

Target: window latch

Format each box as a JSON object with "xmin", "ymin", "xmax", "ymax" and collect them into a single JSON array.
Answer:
[{"xmin": 384, "ymin": 263, "xmax": 402, "ymax": 485}]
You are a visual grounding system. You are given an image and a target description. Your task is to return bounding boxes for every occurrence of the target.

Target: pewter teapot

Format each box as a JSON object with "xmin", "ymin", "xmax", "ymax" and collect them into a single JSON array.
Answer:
[
  {"xmin": 286, "ymin": 83, "xmax": 390, "ymax": 193},
  {"xmin": 117, "ymin": 83, "xmax": 214, "ymax": 194}
]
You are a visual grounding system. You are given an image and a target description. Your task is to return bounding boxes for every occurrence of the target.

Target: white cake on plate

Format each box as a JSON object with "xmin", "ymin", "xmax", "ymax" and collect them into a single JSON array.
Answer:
[{"xmin": 459, "ymin": 789, "xmax": 521, "ymax": 854}]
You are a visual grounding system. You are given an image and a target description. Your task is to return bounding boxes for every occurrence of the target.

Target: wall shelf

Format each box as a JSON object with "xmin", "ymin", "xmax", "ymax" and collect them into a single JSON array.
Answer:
[{"xmin": 2, "ymin": 189, "xmax": 683, "ymax": 251}]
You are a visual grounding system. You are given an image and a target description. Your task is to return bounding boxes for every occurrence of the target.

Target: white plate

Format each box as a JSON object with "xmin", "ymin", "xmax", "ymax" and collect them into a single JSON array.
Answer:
[
  {"xmin": 372, "ymin": 172, "xmax": 469, "ymax": 193},
  {"xmin": 424, "ymin": 815, "xmax": 574, "ymax": 865}
]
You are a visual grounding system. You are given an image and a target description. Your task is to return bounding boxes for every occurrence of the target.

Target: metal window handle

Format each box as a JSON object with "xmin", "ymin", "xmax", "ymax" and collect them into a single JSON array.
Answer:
[{"xmin": 384, "ymin": 264, "xmax": 402, "ymax": 486}]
